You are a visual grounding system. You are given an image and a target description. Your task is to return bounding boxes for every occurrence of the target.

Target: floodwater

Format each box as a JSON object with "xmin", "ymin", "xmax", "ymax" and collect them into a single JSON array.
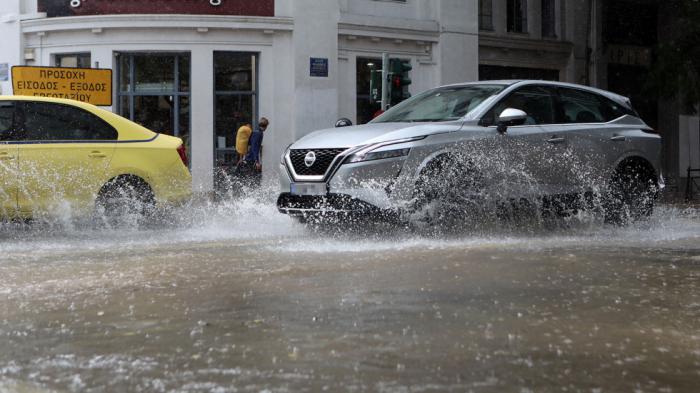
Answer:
[{"xmin": 0, "ymin": 191, "xmax": 699, "ymax": 392}]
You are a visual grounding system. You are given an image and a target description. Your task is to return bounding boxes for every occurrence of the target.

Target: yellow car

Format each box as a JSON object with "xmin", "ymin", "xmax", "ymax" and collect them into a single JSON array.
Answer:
[{"xmin": 0, "ymin": 96, "xmax": 191, "ymax": 219}]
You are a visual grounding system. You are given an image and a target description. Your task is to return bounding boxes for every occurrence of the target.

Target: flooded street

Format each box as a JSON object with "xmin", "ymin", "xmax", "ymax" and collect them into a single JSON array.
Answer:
[{"xmin": 1, "ymin": 196, "xmax": 699, "ymax": 392}]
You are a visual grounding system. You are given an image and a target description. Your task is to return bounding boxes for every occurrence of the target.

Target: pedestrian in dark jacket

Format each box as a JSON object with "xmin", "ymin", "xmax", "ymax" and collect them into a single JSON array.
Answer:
[{"xmin": 237, "ymin": 117, "xmax": 269, "ymax": 188}]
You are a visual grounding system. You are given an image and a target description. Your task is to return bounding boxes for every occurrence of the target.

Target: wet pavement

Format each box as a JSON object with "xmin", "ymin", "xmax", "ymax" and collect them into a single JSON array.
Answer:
[{"xmin": 0, "ymin": 196, "xmax": 699, "ymax": 392}]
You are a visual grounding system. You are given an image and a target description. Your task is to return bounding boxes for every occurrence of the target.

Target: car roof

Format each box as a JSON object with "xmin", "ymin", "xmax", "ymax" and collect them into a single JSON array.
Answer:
[
  {"xmin": 0, "ymin": 95, "xmax": 99, "ymax": 110},
  {"xmin": 441, "ymin": 80, "xmax": 634, "ymax": 110}
]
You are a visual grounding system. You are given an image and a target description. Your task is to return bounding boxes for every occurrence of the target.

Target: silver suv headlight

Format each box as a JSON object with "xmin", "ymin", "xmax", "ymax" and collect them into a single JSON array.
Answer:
[
  {"xmin": 344, "ymin": 136, "xmax": 425, "ymax": 164},
  {"xmin": 346, "ymin": 147, "xmax": 410, "ymax": 163}
]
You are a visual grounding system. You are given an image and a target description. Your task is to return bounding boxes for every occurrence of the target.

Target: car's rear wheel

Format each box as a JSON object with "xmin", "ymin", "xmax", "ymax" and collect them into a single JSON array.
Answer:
[
  {"xmin": 603, "ymin": 161, "xmax": 657, "ymax": 225},
  {"xmin": 95, "ymin": 176, "xmax": 156, "ymax": 227}
]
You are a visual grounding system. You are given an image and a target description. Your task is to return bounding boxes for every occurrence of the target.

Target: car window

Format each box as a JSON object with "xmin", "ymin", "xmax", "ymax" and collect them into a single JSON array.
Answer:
[
  {"xmin": 0, "ymin": 102, "xmax": 16, "ymax": 141},
  {"xmin": 598, "ymin": 95, "xmax": 635, "ymax": 121},
  {"xmin": 19, "ymin": 102, "xmax": 118, "ymax": 141},
  {"xmin": 557, "ymin": 88, "xmax": 607, "ymax": 123},
  {"xmin": 484, "ymin": 86, "xmax": 556, "ymax": 126},
  {"xmin": 372, "ymin": 85, "xmax": 505, "ymax": 123}
]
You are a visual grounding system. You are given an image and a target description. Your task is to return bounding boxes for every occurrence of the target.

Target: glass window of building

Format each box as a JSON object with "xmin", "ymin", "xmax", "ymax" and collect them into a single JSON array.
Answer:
[
  {"xmin": 541, "ymin": 0, "xmax": 557, "ymax": 38},
  {"xmin": 507, "ymin": 0, "xmax": 528, "ymax": 33},
  {"xmin": 214, "ymin": 52, "xmax": 258, "ymax": 167},
  {"xmin": 116, "ymin": 53, "xmax": 190, "ymax": 150},
  {"xmin": 479, "ymin": 0, "xmax": 493, "ymax": 31},
  {"xmin": 356, "ymin": 57, "xmax": 382, "ymax": 125},
  {"xmin": 55, "ymin": 53, "xmax": 91, "ymax": 68}
]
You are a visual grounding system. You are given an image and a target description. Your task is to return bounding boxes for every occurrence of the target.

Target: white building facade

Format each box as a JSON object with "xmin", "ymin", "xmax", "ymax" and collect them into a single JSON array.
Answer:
[
  {"xmin": 0, "ymin": 0, "xmax": 478, "ymax": 193},
  {"xmin": 2, "ymin": 0, "xmax": 694, "ymax": 193}
]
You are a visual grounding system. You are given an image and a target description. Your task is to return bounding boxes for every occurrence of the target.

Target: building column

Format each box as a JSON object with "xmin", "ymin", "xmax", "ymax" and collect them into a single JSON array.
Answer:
[
  {"xmin": 289, "ymin": 0, "xmax": 340, "ymax": 141},
  {"xmin": 190, "ymin": 47, "xmax": 214, "ymax": 194},
  {"xmin": 437, "ymin": 0, "xmax": 479, "ymax": 85},
  {"xmin": 261, "ymin": 31, "xmax": 294, "ymax": 183},
  {"xmin": 0, "ymin": 0, "xmax": 22, "ymax": 96},
  {"xmin": 91, "ymin": 46, "xmax": 114, "ymax": 111}
]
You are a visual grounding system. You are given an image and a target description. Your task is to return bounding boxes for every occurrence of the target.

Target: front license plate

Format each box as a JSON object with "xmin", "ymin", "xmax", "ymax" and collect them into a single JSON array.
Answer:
[{"xmin": 290, "ymin": 182, "xmax": 327, "ymax": 196}]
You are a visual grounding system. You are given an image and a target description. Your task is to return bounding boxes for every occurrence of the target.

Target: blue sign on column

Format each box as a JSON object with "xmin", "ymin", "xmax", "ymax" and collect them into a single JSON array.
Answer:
[{"xmin": 310, "ymin": 58, "xmax": 328, "ymax": 77}]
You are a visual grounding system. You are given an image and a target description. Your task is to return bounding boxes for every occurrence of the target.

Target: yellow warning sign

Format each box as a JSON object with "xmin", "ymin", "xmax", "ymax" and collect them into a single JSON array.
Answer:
[{"xmin": 11, "ymin": 66, "xmax": 112, "ymax": 106}]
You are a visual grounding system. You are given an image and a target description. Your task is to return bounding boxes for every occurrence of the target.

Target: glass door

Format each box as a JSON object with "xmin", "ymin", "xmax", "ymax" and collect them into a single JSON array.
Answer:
[
  {"xmin": 214, "ymin": 52, "xmax": 258, "ymax": 169},
  {"xmin": 116, "ymin": 53, "xmax": 191, "ymax": 151}
]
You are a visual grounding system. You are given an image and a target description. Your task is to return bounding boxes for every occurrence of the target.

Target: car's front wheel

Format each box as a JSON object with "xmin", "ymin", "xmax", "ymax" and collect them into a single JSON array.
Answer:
[{"xmin": 408, "ymin": 155, "xmax": 483, "ymax": 229}]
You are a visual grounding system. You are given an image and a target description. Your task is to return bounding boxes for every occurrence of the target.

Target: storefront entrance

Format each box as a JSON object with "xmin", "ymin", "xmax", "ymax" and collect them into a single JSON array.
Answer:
[
  {"xmin": 116, "ymin": 52, "xmax": 191, "ymax": 149},
  {"xmin": 356, "ymin": 57, "xmax": 382, "ymax": 125},
  {"xmin": 213, "ymin": 52, "xmax": 258, "ymax": 168}
]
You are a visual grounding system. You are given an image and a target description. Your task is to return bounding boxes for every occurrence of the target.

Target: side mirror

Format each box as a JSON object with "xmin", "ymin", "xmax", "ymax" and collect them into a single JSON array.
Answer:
[
  {"xmin": 335, "ymin": 118, "xmax": 353, "ymax": 128},
  {"xmin": 496, "ymin": 108, "xmax": 528, "ymax": 134}
]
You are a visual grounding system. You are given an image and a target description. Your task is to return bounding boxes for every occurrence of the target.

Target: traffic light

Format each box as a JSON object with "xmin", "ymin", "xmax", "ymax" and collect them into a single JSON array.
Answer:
[
  {"xmin": 389, "ymin": 59, "xmax": 412, "ymax": 106},
  {"xmin": 369, "ymin": 69, "xmax": 382, "ymax": 104}
]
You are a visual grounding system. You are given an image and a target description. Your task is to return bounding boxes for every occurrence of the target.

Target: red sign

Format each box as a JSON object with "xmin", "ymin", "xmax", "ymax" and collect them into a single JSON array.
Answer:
[{"xmin": 39, "ymin": 0, "xmax": 274, "ymax": 17}]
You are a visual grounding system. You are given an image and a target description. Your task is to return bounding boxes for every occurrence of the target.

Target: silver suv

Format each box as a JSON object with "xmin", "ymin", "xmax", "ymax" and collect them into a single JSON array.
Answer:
[{"xmin": 277, "ymin": 80, "xmax": 662, "ymax": 224}]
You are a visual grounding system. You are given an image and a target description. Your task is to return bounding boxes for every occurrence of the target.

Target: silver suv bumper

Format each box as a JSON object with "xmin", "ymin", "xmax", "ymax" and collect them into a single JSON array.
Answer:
[{"xmin": 277, "ymin": 155, "xmax": 408, "ymax": 215}]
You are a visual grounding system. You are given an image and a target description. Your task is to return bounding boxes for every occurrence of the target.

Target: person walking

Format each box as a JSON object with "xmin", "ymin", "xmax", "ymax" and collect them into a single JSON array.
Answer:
[
  {"xmin": 239, "ymin": 117, "xmax": 269, "ymax": 188},
  {"xmin": 213, "ymin": 121, "xmax": 253, "ymax": 196}
]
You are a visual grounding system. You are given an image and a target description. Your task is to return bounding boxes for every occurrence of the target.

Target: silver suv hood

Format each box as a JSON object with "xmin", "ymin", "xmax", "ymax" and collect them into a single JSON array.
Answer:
[{"xmin": 291, "ymin": 121, "xmax": 464, "ymax": 149}]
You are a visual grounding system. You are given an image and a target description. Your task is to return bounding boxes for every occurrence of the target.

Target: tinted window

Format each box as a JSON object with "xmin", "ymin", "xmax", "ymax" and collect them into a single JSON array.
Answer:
[
  {"xmin": 507, "ymin": 0, "xmax": 528, "ymax": 33},
  {"xmin": 598, "ymin": 96, "xmax": 636, "ymax": 121},
  {"xmin": 479, "ymin": 0, "xmax": 493, "ymax": 30},
  {"xmin": 0, "ymin": 102, "xmax": 16, "ymax": 141},
  {"xmin": 557, "ymin": 88, "xmax": 606, "ymax": 123},
  {"xmin": 485, "ymin": 86, "xmax": 556, "ymax": 125},
  {"xmin": 541, "ymin": 0, "xmax": 556, "ymax": 37},
  {"xmin": 19, "ymin": 102, "xmax": 117, "ymax": 141}
]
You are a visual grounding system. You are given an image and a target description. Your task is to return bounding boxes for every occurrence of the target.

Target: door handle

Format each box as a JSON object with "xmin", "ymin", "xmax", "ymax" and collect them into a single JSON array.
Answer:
[
  {"xmin": 610, "ymin": 135, "xmax": 627, "ymax": 142},
  {"xmin": 546, "ymin": 137, "xmax": 566, "ymax": 144},
  {"xmin": 88, "ymin": 151, "xmax": 107, "ymax": 158}
]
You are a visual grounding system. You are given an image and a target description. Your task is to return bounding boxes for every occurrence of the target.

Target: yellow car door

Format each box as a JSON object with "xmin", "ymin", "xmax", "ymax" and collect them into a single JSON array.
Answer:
[
  {"xmin": 16, "ymin": 101, "xmax": 117, "ymax": 215},
  {"xmin": 0, "ymin": 101, "xmax": 18, "ymax": 216}
]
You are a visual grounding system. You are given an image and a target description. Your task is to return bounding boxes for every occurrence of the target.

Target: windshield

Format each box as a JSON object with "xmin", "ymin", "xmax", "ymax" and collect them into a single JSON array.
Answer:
[{"xmin": 371, "ymin": 84, "xmax": 505, "ymax": 123}]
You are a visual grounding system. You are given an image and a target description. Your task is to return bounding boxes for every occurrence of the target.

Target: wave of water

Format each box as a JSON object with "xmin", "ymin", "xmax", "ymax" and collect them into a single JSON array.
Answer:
[{"xmin": 0, "ymin": 178, "xmax": 698, "ymax": 262}]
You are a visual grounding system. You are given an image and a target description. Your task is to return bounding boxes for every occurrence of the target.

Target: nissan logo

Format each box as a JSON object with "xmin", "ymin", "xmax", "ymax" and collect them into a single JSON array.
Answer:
[{"xmin": 304, "ymin": 151, "xmax": 316, "ymax": 167}]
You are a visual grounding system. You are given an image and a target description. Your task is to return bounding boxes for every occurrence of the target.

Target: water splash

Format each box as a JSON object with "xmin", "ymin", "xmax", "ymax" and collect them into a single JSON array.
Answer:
[{"xmin": 0, "ymin": 159, "xmax": 696, "ymax": 263}]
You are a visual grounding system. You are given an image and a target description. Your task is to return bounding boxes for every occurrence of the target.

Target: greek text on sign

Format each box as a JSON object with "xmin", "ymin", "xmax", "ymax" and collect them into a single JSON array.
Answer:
[{"xmin": 12, "ymin": 66, "xmax": 112, "ymax": 106}]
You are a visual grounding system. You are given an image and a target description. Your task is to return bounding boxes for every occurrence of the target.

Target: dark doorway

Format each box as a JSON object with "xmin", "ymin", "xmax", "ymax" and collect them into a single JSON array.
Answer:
[{"xmin": 356, "ymin": 57, "xmax": 382, "ymax": 125}]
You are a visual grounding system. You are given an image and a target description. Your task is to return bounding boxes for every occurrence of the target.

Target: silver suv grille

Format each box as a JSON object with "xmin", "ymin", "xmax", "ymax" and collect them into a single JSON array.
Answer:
[{"xmin": 289, "ymin": 149, "xmax": 346, "ymax": 177}]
